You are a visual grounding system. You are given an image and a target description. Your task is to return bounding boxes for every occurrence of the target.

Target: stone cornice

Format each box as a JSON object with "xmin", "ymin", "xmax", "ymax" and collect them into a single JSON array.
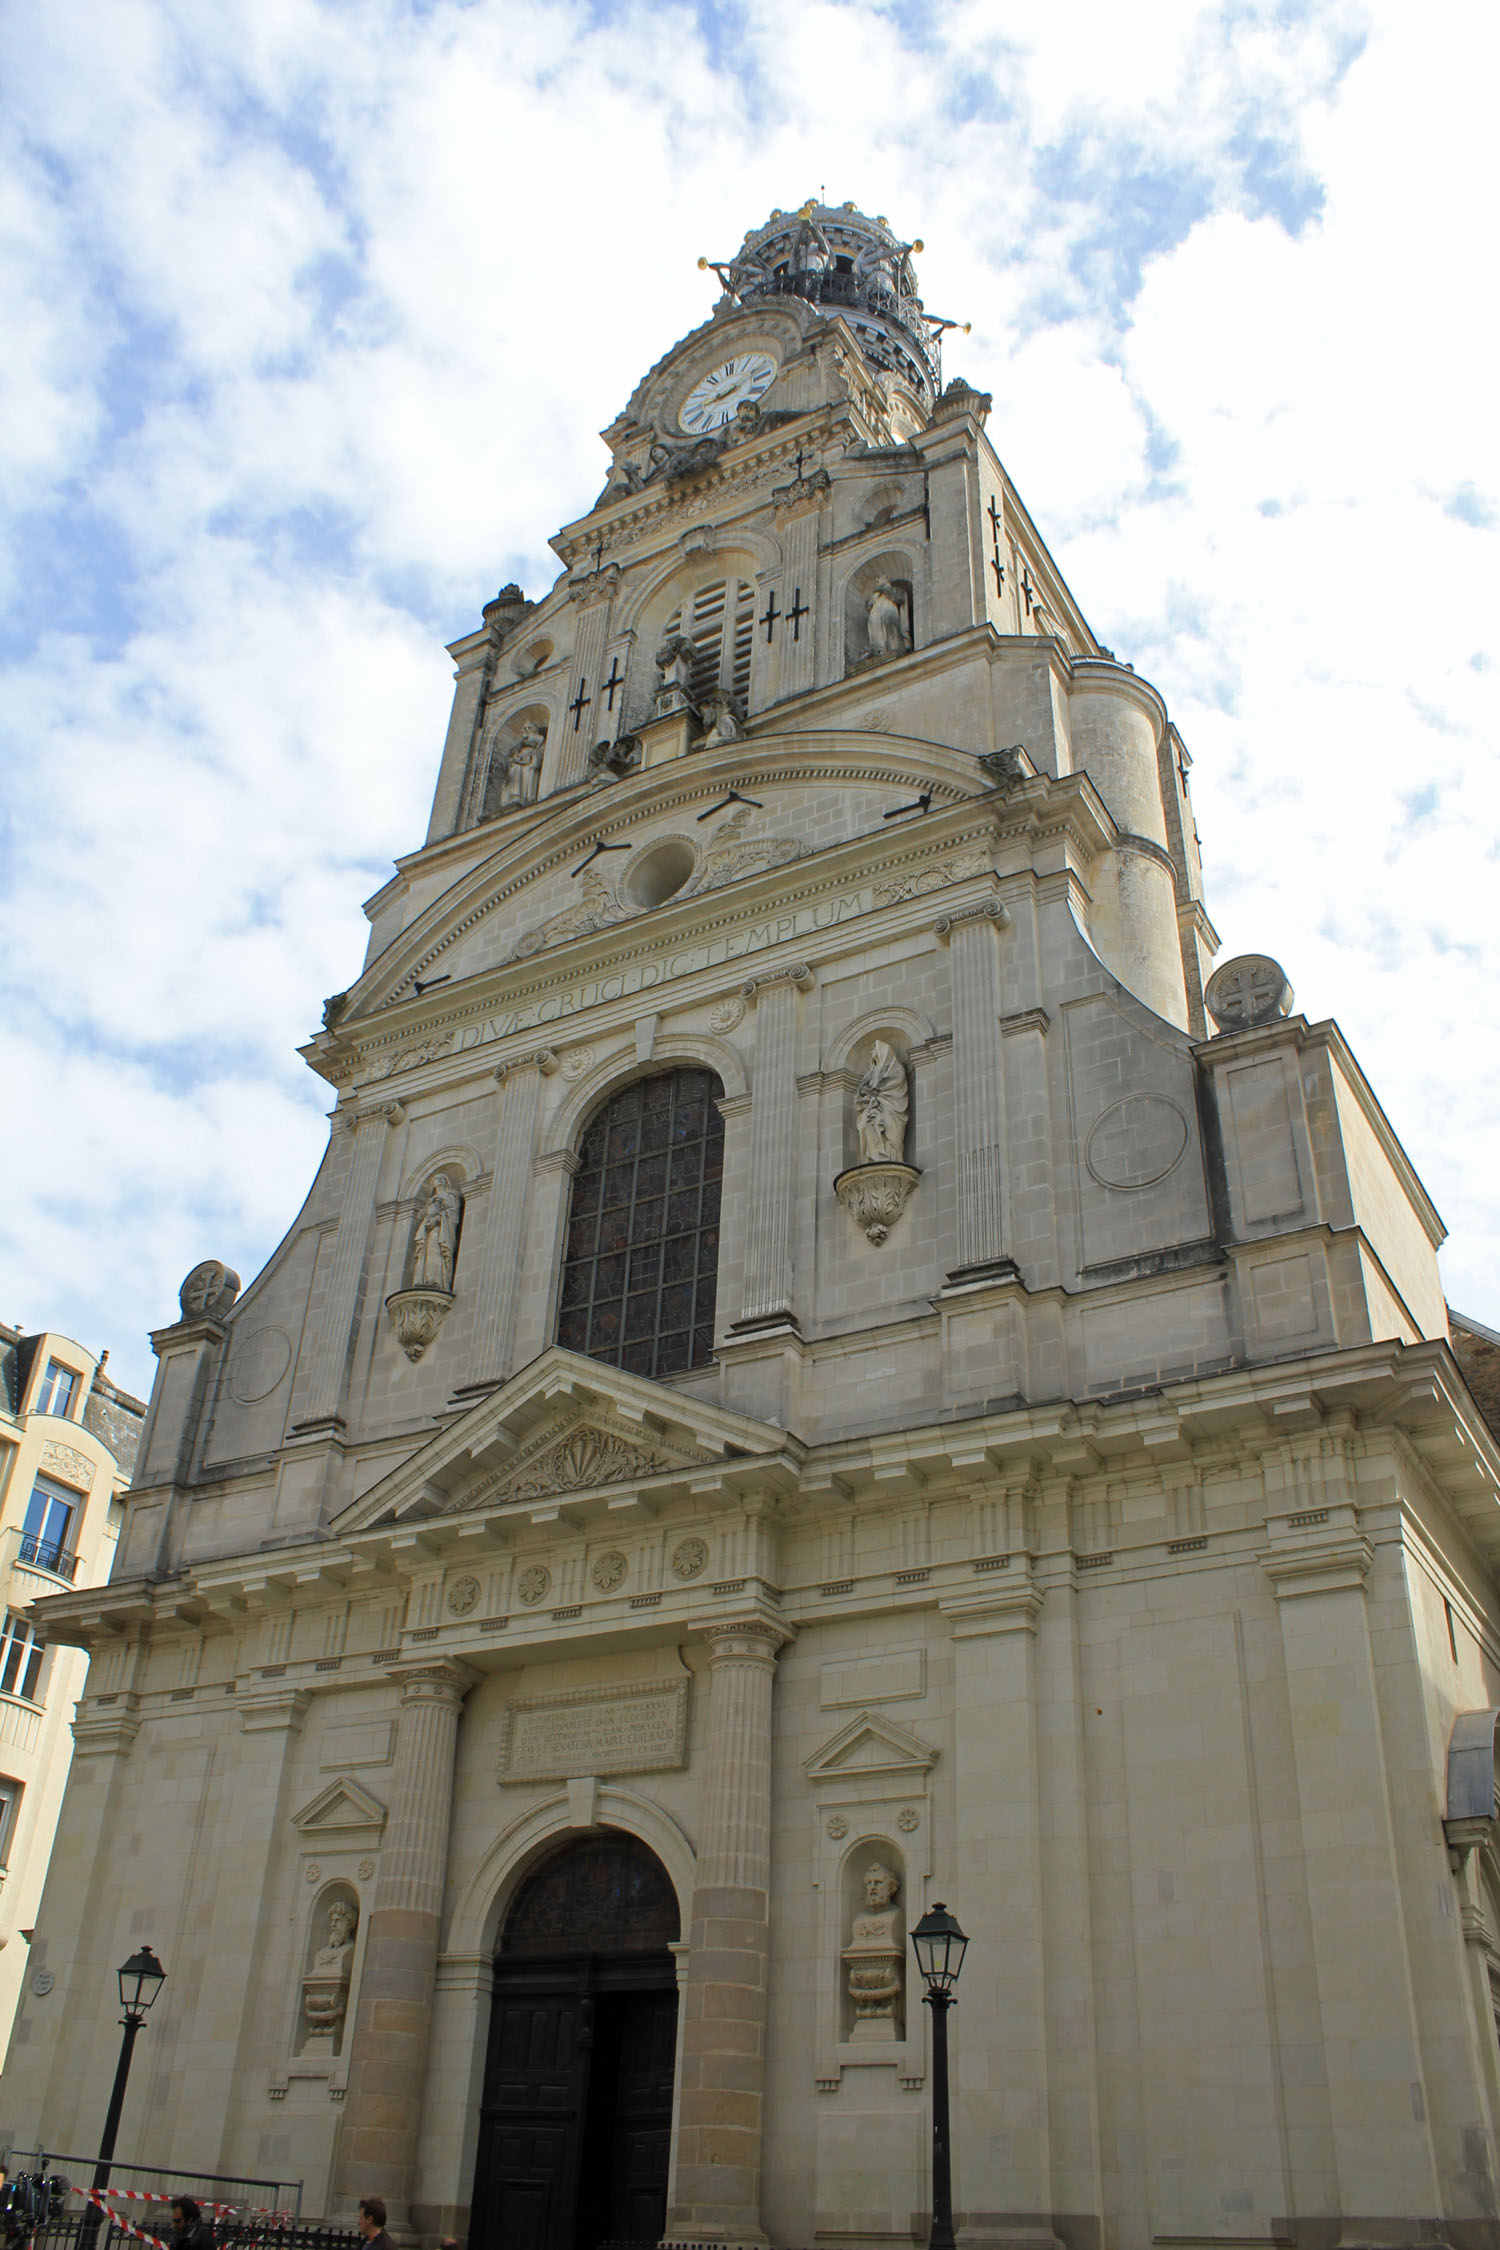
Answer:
[{"xmin": 34, "ymin": 1342, "xmax": 1500, "ymax": 1661}]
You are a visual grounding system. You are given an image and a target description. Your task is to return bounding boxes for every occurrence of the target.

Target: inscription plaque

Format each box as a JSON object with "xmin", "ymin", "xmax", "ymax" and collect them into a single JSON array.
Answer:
[{"xmin": 498, "ymin": 1678, "xmax": 689, "ymax": 1785}]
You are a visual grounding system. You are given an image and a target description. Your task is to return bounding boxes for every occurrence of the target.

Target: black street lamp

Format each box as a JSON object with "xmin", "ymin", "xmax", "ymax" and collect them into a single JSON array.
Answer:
[
  {"xmin": 911, "ymin": 1903, "xmax": 969, "ymax": 2250},
  {"xmin": 86, "ymin": 1949, "xmax": 167, "ymax": 2222}
]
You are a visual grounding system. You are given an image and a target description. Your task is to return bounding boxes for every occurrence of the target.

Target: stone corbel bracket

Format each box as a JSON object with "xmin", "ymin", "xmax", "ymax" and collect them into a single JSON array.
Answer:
[
  {"xmin": 385, "ymin": 1288, "xmax": 456, "ymax": 1363},
  {"xmin": 834, "ymin": 1161, "xmax": 921, "ymax": 1246}
]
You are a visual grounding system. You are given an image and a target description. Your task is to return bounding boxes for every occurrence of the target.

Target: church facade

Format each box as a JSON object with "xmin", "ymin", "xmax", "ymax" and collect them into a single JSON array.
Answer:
[{"xmin": 8, "ymin": 201, "xmax": 1500, "ymax": 2250}]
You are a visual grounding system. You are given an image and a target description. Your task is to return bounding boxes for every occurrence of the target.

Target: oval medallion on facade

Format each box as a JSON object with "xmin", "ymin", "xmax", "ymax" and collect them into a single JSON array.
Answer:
[{"xmin": 1085, "ymin": 1096, "xmax": 1189, "ymax": 1191}]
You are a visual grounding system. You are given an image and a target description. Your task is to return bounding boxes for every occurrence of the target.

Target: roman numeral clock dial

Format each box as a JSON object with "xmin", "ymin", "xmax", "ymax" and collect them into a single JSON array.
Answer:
[{"xmin": 678, "ymin": 351, "xmax": 778, "ymax": 434}]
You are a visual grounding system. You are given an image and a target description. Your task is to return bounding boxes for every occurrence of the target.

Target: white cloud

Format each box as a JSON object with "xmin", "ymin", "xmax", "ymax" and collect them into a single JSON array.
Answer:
[{"xmin": 1, "ymin": 0, "xmax": 1495, "ymax": 1396}]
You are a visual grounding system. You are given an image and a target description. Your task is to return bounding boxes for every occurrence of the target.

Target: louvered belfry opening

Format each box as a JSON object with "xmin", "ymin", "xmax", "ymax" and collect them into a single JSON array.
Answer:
[
  {"xmin": 556, "ymin": 1068, "xmax": 725, "ymax": 1378},
  {"xmin": 663, "ymin": 577, "xmax": 757, "ymax": 712}
]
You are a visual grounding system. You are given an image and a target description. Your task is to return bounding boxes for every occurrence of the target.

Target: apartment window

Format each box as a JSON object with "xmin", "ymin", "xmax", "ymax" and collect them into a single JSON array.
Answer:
[
  {"xmin": 35, "ymin": 1359, "xmax": 78, "ymax": 1418},
  {"xmin": 0, "ymin": 1614, "xmax": 44, "ymax": 1704},
  {"xmin": 21, "ymin": 1479, "xmax": 78, "ymax": 1579},
  {"xmin": 0, "ymin": 1779, "xmax": 20, "ymax": 1866}
]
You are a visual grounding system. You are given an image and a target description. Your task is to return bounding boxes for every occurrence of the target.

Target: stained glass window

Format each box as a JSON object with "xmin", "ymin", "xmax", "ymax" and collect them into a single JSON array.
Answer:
[{"xmin": 556, "ymin": 1069, "xmax": 724, "ymax": 1380}]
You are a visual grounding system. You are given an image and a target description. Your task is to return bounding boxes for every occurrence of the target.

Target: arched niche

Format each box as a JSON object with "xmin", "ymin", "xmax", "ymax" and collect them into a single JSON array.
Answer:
[
  {"xmin": 401, "ymin": 1157, "xmax": 474, "ymax": 1294},
  {"xmin": 843, "ymin": 548, "xmax": 918, "ymax": 671},
  {"xmin": 823, "ymin": 1006, "xmax": 935, "ymax": 1077},
  {"xmin": 619, "ymin": 538, "xmax": 783, "ymax": 730},
  {"xmin": 510, "ymin": 635, "xmax": 555, "ymax": 680},
  {"xmin": 479, "ymin": 700, "xmax": 551, "ymax": 822},
  {"xmin": 297, "ymin": 1878, "xmax": 361, "ymax": 2057},
  {"xmin": 838, "ymin": 1837, "xmax": 907, "ymax": 2043}
]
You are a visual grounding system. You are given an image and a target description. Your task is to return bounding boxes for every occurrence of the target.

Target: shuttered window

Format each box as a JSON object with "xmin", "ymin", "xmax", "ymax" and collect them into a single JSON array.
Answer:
[{"xmin": 663, "ymin": 577, "xmax": 759, "ymax": 712}]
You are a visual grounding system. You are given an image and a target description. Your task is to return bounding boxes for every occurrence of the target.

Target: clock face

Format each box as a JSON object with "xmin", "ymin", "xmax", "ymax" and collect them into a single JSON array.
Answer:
[{"xmin": 678, "ymin": 352, "xmax": 778, "ymax": 434}]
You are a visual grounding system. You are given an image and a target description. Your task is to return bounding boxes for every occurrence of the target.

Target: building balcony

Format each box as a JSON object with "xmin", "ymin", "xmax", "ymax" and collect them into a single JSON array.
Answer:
[
  {"xmin": 16, "ymin": 1531, "xmax": 79, "ymax": 1582},
  {"xmin": 1, "ymin": 1523, "xmax": 81, "ymax": 1594}
]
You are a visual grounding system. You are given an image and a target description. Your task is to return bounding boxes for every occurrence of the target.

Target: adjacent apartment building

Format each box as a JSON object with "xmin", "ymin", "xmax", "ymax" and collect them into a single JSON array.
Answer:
[{"xmin": 0, "ymin": 1324, "xmax": 143, "ymax": 2062}]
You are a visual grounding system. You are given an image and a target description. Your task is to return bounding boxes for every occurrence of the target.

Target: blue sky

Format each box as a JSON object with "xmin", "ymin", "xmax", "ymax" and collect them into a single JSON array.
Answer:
[{"xmin": 1, "ymin": 0, "xmax": 1496, "ymax": 1398}]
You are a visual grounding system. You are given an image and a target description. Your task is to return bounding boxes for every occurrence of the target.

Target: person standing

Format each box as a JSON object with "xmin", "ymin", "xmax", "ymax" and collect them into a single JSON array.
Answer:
[{"xmin": 356, "ymin": 2198, "xmax": 393, "ymax": 2250}]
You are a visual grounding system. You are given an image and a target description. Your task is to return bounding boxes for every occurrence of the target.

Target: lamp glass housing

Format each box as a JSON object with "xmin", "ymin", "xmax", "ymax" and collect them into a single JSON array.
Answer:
[
  {"xmin": 910, "ymin": 1902, "xmax": 968, "ymax": 1995},
  {"xmin": 117, "ymin": 1946, "xmax": 167, "ymax": 2016}
]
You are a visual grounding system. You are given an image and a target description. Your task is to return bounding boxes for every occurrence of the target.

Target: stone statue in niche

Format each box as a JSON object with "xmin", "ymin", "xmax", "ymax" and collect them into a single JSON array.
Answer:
[
  {"xmin": 301, "ymin": 1896, "xmax": 358, "ymax": 2056},
  {"xmin": 490, "ymin": 721, "xmax": 545, "ymax": 813},
  {"xmin": 410, "ymin": 1174, "xmax": 462, "ymax": 1293},
  {"xmin": 698, "ymin": 688, "xmax": 745, "ymax": 748},
  {"xmin": 843, "ymin": 1861, "xmax": 904, "ymax": 2040},
  {"xmin": 653, "ymin": 633, "xmax": 697, "ymax": 715},
  {"xmin": 854, "ymin": 1041, "xmax": 909, "ymax": 1164},
  {"xmin": 865, "ymin": 578, "xmax": 911, "ymax": 658}
]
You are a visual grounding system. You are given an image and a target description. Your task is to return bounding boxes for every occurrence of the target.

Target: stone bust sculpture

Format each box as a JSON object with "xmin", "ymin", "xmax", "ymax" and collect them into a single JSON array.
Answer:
[
  {"xmin": 843, "ymin": 1860, "xmax": 904, "ymax": 2039},
  {"xmin": 411, "ymin": 1173, "xmax": 462, "ymax": 1293},
  {"xmin": 854, "ymin": 1041, "xmax": 909, "ymax": 1165},
  {"xmin": 301, "ymin": 1897, "xmax": 358, "ymax": 2054},
  {"xmin": 866, "ymin": 578, "xmax": 910, "ymax": 657}
]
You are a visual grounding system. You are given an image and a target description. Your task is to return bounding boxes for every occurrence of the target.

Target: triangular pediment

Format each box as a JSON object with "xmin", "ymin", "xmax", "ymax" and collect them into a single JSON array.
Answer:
[
  {"xmin": 332, "ymin": 1345, "xmax": 801, "ymax": 1534},
  {"xmin": 291, "ymin": 1775, "xmax": 388, "ymax": 1837},
  {"xmin": 803, "ymin": 1710, "xmax": 938, "ymax": 1782}
]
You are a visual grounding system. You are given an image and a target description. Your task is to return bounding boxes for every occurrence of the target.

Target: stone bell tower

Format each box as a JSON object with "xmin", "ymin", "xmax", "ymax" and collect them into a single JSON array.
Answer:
[{"xmin": 11, "ymin": 197, "xmax": 1500, "ymax": 2250}]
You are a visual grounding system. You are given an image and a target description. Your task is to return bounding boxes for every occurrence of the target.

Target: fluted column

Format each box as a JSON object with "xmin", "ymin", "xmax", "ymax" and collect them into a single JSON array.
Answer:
[
  {"xmin": 935, "ymin": 900, "xmax": 1011, "ymax": 1281},
  {"xmin": 665, "ymin": 1614, "xmax": 792, "ymax": 2248},
  {"xmin": 332, "ymin": 1658, "xmax": 479, "ymax": 2229},
  {"xmin": 733, "ymin": 965, "xmax": 812, "ymax": 1330},
  {"xmin": 295, "ymin": 1104, "xmax": 399, "ymax": 1431},
  {"xmin": 459, "ymin": 1058, "xmax": 546, "ymax": 1394}
]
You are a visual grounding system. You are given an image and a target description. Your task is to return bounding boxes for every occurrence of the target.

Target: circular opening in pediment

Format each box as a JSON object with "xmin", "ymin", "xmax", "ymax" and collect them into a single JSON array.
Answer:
[{"xmin": 623, "ymin": 837, "xmax": 697, "ymax": 911}]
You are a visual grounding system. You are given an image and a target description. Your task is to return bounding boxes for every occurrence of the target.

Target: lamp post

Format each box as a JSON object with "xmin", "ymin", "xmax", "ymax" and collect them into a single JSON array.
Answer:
[
  {"xmin": 910, "ymin": 1903, "xmax": 968, "ymax": 2250},
  {"xmin": 84, "ymin": 1947, "xmax": 167, "ymax": 2234}
]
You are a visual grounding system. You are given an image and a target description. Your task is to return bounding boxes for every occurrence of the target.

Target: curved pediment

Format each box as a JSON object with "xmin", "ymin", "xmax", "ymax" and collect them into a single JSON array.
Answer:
[{"xmin": 313, "ymin": 734, "xmax": 993, "ymax": 1062}]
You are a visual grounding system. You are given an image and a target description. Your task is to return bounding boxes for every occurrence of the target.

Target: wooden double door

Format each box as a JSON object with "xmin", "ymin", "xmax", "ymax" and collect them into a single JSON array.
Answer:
[{"xmin": 470, "ymin": 1953, "xmax": 678, "ymax": 2250}]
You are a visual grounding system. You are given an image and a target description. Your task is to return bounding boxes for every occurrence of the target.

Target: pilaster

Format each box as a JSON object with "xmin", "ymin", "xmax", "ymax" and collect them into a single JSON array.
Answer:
[
  {"xmin": 665, "ymin": 1610, "xmax": 793, "ymax": 2249},
  {"xmin": 332, "ymin": 1658, "xmax": 480, "ymax": 2230},
  {"xmin": 555, "ymin": 577, "xmax": 618, "ymax": 791},
  {"xmin": 938, "ymin": 1574, "xmax": 1056, "ymax": 2238},
  {"xmin": 935, "ymin": 898, "xmax": 1012, "ymax": 1282},
  {"xmin": 209, "ymin": 1689, "xmax": 312, "ymax": 2170},
  {"xmin": 1258, "ymin": 1463, "xmax": 1443, "ymax": 2233},
  {"xmin": 732, "ymin": 965, "xmax": 813, "ymax": 1333},
  {"xmin": 295, "ymin": 1106, "xmax": 400, "ymax": 1434},
  {"xmin": 457, "ymin": 1058, "xmax": 547, "ymax": 1396}
]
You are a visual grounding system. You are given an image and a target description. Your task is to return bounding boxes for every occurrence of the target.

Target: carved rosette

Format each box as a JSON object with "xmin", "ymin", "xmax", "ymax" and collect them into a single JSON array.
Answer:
[
  {"xmin": 834, "ymin": 1162, "xmax": 921, "ymax": 1247},
  {"xmin": 384, "ymin": 1287, "xmax": 455, "ymax": 1362}
]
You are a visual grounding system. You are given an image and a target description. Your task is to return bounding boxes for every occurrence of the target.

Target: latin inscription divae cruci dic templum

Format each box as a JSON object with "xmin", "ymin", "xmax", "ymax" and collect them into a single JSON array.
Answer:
[
  {"xmin": 498, "ymin": 1679, "xmax": 690, "ymax": 1785},
  {"xmin": 444, "ymin": 887, "xmax": 874, "ymax": 1051}
]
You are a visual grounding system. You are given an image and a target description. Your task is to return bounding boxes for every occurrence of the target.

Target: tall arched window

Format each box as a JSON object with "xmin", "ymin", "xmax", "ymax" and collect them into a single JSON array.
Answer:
[{"xmin": 556, "ymin": 1069, "xmax": 724, "ymax": 1379}]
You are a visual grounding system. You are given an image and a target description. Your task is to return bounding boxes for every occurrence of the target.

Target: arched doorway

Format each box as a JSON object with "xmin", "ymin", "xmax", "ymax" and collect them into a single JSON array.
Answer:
[{"xmin": 469, "ymin": 1832, "xmax": 681, "ymax": 2250}]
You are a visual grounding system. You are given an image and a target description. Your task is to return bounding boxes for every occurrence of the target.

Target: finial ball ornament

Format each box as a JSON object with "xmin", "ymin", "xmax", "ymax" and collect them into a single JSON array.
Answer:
[{"xmin": 1204, "ymin": 954, "xmax": 1295, "ymax": 1034}]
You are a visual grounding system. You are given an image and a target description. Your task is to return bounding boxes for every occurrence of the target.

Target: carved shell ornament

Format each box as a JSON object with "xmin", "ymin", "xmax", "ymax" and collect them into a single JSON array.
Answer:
[
  {"xmin": 496, "ymin": 1426, "xmax": 671, "ymax": 1505},
  {"xmin": 517, "ymin": 1565, "xmax": 552, "ymax": 1606}
]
